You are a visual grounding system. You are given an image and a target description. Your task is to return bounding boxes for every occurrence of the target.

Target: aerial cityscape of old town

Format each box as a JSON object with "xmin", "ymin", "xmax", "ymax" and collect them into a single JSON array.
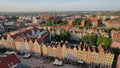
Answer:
[{"xmin": 0, "ymin": 0, "xmax": 120, "ymax": 68}]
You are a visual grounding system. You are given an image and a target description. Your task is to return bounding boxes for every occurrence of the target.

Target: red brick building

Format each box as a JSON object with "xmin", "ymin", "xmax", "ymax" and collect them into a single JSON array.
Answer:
[
  {"xmin": 68, "ymin": 20, "xmax": 73, "ymax": 26},
  {"xmin": 92, "ymin": 21, "xmax": 98, "ymax": 27},
  {"xmin": 0, "ymin": 54, "xmax": 20, "ymax": 68},
  {"xmin": 80, "ymin": 20, "xmax": 85, "ymax": 27}
]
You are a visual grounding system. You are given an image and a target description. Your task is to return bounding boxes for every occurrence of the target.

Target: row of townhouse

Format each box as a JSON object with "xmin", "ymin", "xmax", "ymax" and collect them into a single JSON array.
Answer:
[
  {"xmin": 42, "ymin": 42, "xmax": 114, "ymax": 68},
  {"xmin": 0, "ymin": 36, "xmax": 41, "ymax": 55},
  {"xmin": 0, "ymin": 27, "xmax": 50, "ymax": 55},
  {"xmin": 102, "ymin": 20, "xmax": 120, "ymax": 28},
  {"xmin": 68, "ymin": 28, "xmax": 109, "ymax": 41},
  {"xmin": 0, "ymin": 37, "xmax": 114, "ymax": 68}
]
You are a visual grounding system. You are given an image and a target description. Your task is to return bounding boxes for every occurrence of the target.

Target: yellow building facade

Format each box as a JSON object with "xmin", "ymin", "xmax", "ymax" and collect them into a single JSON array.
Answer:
[
  {"xmin": 47, "ymin": 45, "xmax": 52, "ymax": 57},
  {"xmin": 62, "ymin": 44, "xmax": 67, "ymax": 59},
  {"xmin": 56, "ymin": 43, "xmax": 62, "ymax": 59},
  {"xmin": 42, "ymin": 44, "xmax": 47, "ymax": 56},
  {"xmin": 34, "ymin": 40, "xmax": 41, "ymax": 55}
]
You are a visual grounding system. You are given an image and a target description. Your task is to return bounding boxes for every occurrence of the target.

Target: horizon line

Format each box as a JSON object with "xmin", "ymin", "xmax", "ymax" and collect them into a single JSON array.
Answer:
[{"xmin": 0, "ymin": 10, "xmax": 120, "ymax": 13}]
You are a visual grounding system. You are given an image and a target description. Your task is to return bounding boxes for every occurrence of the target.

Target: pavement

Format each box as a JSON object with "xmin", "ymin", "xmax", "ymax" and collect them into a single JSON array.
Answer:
[{"xmin": 19, "ymin": 56, "xmax": 82, "ymax": 68}]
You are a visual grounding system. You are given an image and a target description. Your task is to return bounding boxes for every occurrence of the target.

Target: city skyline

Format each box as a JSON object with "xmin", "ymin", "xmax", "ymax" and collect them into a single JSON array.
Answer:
[{"xmin": 0, "ymin": 0, "xmax": 120, "ymax": 12}]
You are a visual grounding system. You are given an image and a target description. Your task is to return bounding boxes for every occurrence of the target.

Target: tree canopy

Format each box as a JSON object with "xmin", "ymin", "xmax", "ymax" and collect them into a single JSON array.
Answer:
[
  {"xmin": 73, "ymin": 18, "xmax": 83, "ymax": 26},
  {"xmin": 55, "ymin": 30, "xmax": 70, "ymax": 41},
  {"xmin": 45, "ymin": 20, "xmax": 53, "ymax": 26},
  {"xmin": 97, "ymin": 36, "xmax": 111, "ymax": 46},
  {"xmin": 81, "ymin": 35, "xmax": 111, "ymax": 47},
  {"xmin": 85, "ymin": 20, "xmax": 91, "ymax": 28},
  {"xmin": 81, "ymin": 34, "xmax": 97, "ymax": 46},
  {"xmin": 55, "ymin": 19, "xmax": 68, "ymax": 26}
]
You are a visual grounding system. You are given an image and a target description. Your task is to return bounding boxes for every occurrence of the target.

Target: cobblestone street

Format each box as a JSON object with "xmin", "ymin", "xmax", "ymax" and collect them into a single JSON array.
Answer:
[{"xmin": 20, "ymin": 56, "xmax": 82, "ymax": 68}]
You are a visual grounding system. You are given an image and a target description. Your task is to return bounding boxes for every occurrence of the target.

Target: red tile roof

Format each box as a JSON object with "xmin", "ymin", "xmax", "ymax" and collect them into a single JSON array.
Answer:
[
  {"xmin": 0, "ymin": 54, "xmax": 20, "ymax": 68},
  {"xmin": 37, "ymin": 38, "xmax": 42, "ymax": 44},
  {"xmin": 58, "ymin": 25, "xmax": 70, "ymax": 29}
]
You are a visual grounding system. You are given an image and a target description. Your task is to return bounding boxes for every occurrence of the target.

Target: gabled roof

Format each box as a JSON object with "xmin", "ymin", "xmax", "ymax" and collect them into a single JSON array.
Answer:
[
  {"xmin": 15, "ymin": 35, "xmax": 26, "ymax": 42},
  {"xmin": 0, "ymin": 54, "xmax": 20, "ymax": 68}
]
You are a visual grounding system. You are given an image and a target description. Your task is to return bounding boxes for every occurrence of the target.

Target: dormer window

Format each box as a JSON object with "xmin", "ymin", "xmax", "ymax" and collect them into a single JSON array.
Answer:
[{"xmin": 8, "ymin": 62, "xmax": 14, "ymax": 68}]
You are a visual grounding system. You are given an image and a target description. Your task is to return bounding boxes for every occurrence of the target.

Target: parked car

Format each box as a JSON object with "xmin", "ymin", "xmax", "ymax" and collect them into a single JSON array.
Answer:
[{"xmin": 23, "ymin": 54, "xmax": 31, "ymax": 59}]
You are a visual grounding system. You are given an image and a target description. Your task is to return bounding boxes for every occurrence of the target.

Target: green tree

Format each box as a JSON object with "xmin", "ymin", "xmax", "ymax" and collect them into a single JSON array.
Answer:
[
  {"xmin": 112, "ymin": 48, "xmax": 120, "ymax": 60},
  {"xmin": 55, "ymin": 19, "xmax": 68, "ymax": 26},
  {"xmin": 97, "ymin": 36, "xmax": 111, "ymax": 47},
  {"xmin": 73, "ymin": 18, "xmax": 83, "ymax": 26},
  {"xmin": 45, "ymin": 20, "xmax": 53, "ymax": 26},
  {"xmin": 85, "ymin": 20, "xmax": 91, "ymax": 28},
  {"xmin": 81, "ymin": 35, "xmax": 97, "ymax": 46},
  {"xmin": 55, "ymin": 30, "xmax": 70, "ymax": 41},
  {"xmin": 55, "ymin": 19, "xmax": 62, "ymax": 24},
  {"xmin": 60, "ymin": 21, "xmax": 68, "ymax": 25}
]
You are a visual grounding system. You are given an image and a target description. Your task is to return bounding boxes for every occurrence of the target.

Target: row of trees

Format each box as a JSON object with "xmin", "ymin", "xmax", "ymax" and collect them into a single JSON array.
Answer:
[
  {"xmin": 81, "ymin": 35, "xmax": 111, "ymax": 47},
  {"xmin": 54, "ymin": 30, "xmax": 70, "ymax": 41},
  {"xmin": 73, "ymin": 18, "xmax": 83, "ymax": 26},
  {"xmin": 73, "ymin": 18, "xmax": 93, "ymax": 29},
  {"xmin": 6, "ymin": 16, "xmax": 19, "ymax": 22},
  {"xmin": 44, "ymin": 19, "xmax": 68, "ymax": 26},
  {"xmin": 44, "ymin": 20, "xmax": 53, "ymax": 26},
  {"xmin": 44, "ymin": 18, "xmax": 93, "ymax": 28}
]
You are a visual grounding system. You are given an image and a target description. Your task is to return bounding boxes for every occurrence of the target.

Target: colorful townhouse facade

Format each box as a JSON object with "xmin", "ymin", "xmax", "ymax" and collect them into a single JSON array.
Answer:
[
  {"xmin": 0, "ymin": 27, "xmax": 50, "ymax": 54},
  {"xmin": 0, "ymin": 27, "xmax": 114, "ymax": 68},
  {"xmin": 0, "ymin": 38, "xmax": 114, "ymax": 68},
  {"xmin": 41, "ymin": 41, "xmax": 114, "ymax": 68}
]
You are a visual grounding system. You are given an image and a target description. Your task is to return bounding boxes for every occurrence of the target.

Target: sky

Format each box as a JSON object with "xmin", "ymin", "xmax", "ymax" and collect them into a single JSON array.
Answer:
[{"xmin": 0, "ymin": 0, "xmax": 120, "ymax": 12}]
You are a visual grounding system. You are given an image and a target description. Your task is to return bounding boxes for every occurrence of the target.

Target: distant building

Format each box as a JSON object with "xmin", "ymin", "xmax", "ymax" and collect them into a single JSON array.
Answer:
[
  {"xmin": 0, "ymin": 24, "xmax": 5, "ymax": 34},
  {"xmin": 68, "ymin": 20, "xmax": 73, "ymax": 26},
  {"xmin": 92, "ymin": 21, "xmax": 98, "ymax": 27},
  {"xmin": 111, "ymin": 30, "xmax": 120, "ymax": 49},
  {"xmin": 103, "ymin": 20, "xmax": 120, "ymax": 28},
  {"xmin": 0, "ymin": 27, "xmax": 50, "ymax": 53},
  {"xmin": 32, "ymin": 17, "xmax": 38, "ymax": 24},
  {"xmin": 58, "ymin": 25, "xmax": 70, "ymax": 30},
  {"xmin": 68, "ymin": 28, "xmax": 109, "ymax": 41},
  {"xmin": 80, "ymin": 20, "xmax": 85, "ymax": 27}
]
